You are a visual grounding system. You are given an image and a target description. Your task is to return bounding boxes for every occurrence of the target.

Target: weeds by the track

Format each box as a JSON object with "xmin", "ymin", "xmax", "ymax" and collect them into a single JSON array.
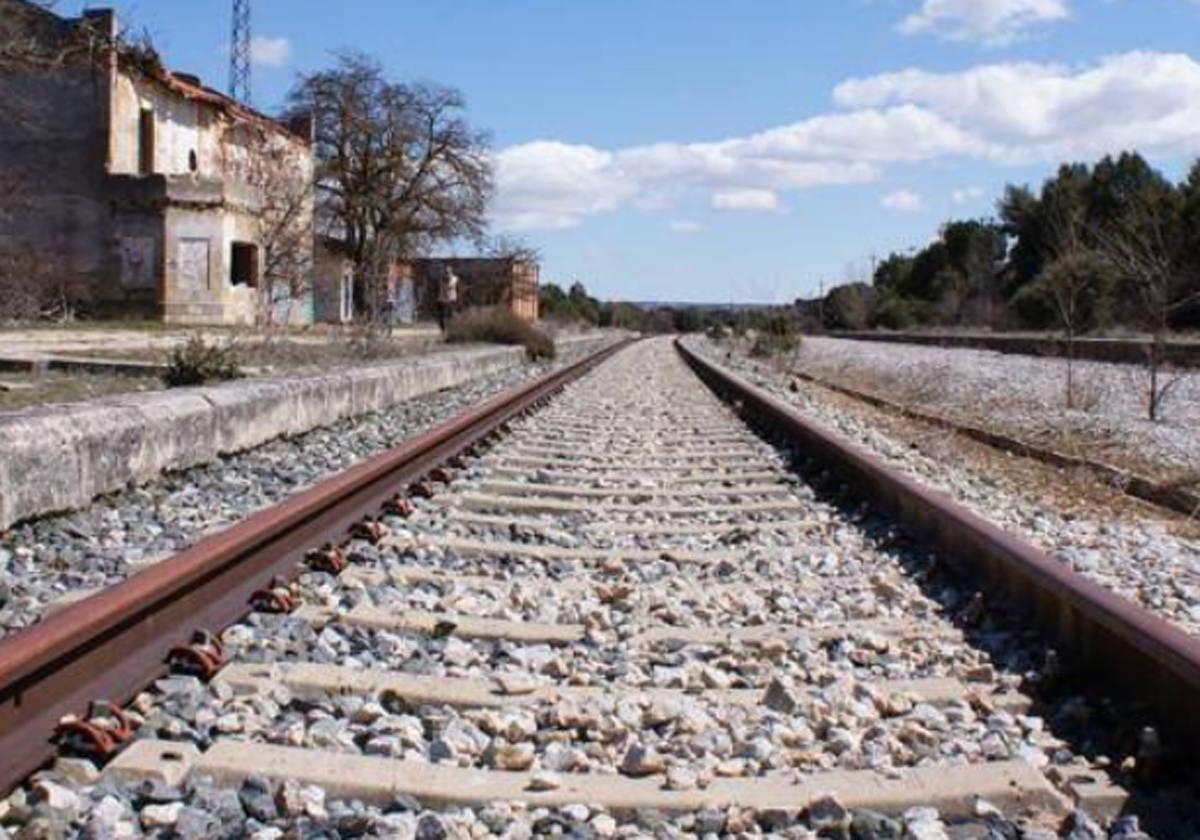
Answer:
[{"xmin": 445, "ymin": 307, "xmax": 556, "ymax": 361}]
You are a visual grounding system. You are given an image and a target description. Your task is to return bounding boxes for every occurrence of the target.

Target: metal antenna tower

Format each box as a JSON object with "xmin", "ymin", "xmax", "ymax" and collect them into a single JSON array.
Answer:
[{"xmin": 229, "ymin": 0, "xmax": 251, "ymax": 103}]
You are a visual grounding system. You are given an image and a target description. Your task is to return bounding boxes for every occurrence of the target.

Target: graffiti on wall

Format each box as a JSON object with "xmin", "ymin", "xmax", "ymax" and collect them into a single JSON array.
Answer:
[
  {"xmin": 177, "ymin": 238, "xmax": 211, "ymax": 292},
  {"xmin": 118, "ymin": 237, "xmax": 156, "ymax": 289}
]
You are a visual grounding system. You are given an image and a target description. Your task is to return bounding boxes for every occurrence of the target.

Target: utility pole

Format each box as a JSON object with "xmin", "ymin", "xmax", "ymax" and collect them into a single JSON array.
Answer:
[{"xmin": 230, "ymin": 0, "xmax": 251, "ymax": 104}]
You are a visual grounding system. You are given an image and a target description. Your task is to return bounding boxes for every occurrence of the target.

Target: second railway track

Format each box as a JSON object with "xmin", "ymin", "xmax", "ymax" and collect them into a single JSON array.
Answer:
[{"xmin": 1, "ymin": 337, "xmax": 1196, "ymax": 837}]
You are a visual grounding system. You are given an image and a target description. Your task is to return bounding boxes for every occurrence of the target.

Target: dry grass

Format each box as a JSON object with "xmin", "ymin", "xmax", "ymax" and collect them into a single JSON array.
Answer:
[
  {"xmin": 163, "ymin": 336, "xmax": 243, "ymax": 387},
  {"xmin": 0, "ymin": 372, "xmax": 161, "ymax": 412},
  {"xmin": 445, "ymin": 307, "xmax": 555, "ymax": 360},
  {"xmin": 897, "ymin": 362, "xmax": 953, "ymax": 404},
  {"xmin": 1066, "ymin": 371, "xmax": 1108, "ymax": 413}
]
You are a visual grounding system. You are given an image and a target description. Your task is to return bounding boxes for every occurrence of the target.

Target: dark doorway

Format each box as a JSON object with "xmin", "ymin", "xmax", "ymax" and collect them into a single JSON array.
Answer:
[{"xmin": 230, "ymin": 241, "xmax": 259, "ymax": 287}]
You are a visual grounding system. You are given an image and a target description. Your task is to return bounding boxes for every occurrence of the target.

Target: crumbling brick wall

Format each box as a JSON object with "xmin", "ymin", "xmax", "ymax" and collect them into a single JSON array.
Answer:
[
  {"xmin": 0, "ymin": 0, "xmax": 314, "ymax": 325},
  {"xmin": 0, "ymin": 2, "xmax": 130, "ymax": 318}
]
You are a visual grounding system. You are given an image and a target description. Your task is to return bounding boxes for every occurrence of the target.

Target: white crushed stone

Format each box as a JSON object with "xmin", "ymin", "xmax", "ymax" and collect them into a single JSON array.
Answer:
[
  {"xmin": 792, "ymin": 337, "xmax": 1200, "ymax": 475},
  {"xmin": 1, "ymin": 338, "xmax": 1161, "ymax": 839}
]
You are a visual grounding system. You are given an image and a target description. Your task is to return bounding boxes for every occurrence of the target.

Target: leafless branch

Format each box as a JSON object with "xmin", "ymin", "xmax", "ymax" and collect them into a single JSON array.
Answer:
[
  {"xmin": 288, "ymin": 54, "xmax": 493, "ymax": 319},
  {"xmin": 238, "ymin": 125, "xmax": 315, "ymax": 328},
  {"xmin": 1091, "ymin": 191, "xmax": 1199, "ymax": 420}
]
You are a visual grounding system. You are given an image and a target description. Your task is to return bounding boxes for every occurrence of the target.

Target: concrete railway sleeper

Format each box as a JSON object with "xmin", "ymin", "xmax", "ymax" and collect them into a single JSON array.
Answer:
[{"xmin": 0, "ymin": 337, "xmax": 1196, "ymax": 837}]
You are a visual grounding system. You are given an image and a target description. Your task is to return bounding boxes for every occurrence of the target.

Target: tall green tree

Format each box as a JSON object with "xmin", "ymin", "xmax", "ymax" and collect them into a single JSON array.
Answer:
[
  {"xmin": 941, "ymin": 220, "xmax": 1007, "ymax": 325},
  {"xmin": 998, "ymin": 164, "xmax": 1091, "ymax": 300},
  {"xmin": 1085, "ymin": 152, "xmax": 1174, "ymax": 234},
  {"xmin": 872, "ymin": 253, "xmax": 914, "ymax": 294},
  {"xmin": 568, "ymin": 282, "xmax": 600, "ymax": 324},
  {"xmin": 1177, "ymin": 161, "xmax": 1200, "ymax": 330},
  {"xmin": 997, "ymin": 184, "xmax": 1044, "ymax": 296}
]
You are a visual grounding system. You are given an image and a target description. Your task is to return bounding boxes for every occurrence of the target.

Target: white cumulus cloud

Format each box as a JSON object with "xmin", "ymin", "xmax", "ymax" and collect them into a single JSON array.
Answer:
[
  {"xmin": 898, "ymin": 0, "xmax": 1070, "ymax": 46},
  {"xmin": 711, "ymin": 189, "xmax": 783, "ymax": 212},
  {"xmin": 490, "ymin": 108, "xmax": 950, "ymax": 230},
  {"xmin": 492, "ymin": 51, "xmax": 1200, "ymax": 231},
  {"xmin": 492, "ymin": 141, "xmax": 637, "ymax": 231},
  {"xmin": 882, "ymin": 189, "xmax": 925, "ymax": 211},
  {"xmin": 250, "ymin": 36, "xmax": 291, "ymax": 68},
  {"xmin": 834, "ymin": 51, "xmax": 1200, "ymax": 163}
]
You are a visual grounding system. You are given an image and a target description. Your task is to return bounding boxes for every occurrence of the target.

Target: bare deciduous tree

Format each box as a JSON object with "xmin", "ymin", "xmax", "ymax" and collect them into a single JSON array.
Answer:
[
  {"xmin": 1037, "ymin": 188, "xmax": 1115, "ymax": 409},
  {"xmin": 239, "ymin": 125, "xmax": 315, "ymax": 328},
  {"xmin": 287, "ymin": 54, "xmax": 493, "ymax": 321},
  {"xmin": 1092, "ymin": 192, "xmax": 1200, "ymax": 420},
  {"xmin": 1039, "ymin": 251, "xmax": 1112, "ymax": 409},
  {"xmin": 485, "ymin": 235, "xmax": 541, "ymax": 265}
]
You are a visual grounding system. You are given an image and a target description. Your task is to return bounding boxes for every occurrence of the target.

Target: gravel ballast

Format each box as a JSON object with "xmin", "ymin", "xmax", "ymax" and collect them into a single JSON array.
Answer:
[
  {"xmin": 0, "ymin": 359, "xmax": 557, "ymax": 637},
  {"xmin": 0, "ymin": 332, "xmax": 627, "ymax": 636},
  {"xmin": 6, "ymin": 338, "xmax": 1154, "ymax": 838},
  {"xmin": 691, "ymin": 336, "xmax": 1200, "ymax": 640}
]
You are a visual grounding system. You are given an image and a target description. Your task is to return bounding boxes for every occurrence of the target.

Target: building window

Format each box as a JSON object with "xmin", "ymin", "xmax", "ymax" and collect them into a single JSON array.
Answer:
[
  {"xmin": 340, "ymin": 271, "xmax": 354, "ymax": 322},
  {"xmin": 230, "ymin": 241, "xmax": 259, "ymax": 287},
  {"xmin": 188, "ymin": 150, "xmax": 198, "ymax": 173},
  {"xmin": 138, "ymin": 108, "xmax": 155, "ymax": 175}
]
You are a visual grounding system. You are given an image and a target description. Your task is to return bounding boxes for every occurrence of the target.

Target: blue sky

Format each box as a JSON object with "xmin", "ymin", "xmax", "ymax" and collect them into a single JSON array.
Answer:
[{"xmin": 64, "ymin": 0, "xmax": 1200, "ymax": 302}]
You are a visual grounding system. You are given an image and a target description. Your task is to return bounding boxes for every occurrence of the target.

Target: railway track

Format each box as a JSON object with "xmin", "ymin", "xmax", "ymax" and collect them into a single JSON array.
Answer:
[{"xmin": 0, "ymin": 337, "xmax": 1196, "ymax": 837}]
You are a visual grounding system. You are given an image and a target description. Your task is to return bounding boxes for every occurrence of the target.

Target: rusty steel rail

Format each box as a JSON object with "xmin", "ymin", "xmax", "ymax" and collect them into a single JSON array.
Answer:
[
  {"xmin": 0, "ymin": 338, "xmax": 632, "ymax": 795},
  {"xmin": 676, "ymin": 338, "xmax": 1200, "ymax": 746}
]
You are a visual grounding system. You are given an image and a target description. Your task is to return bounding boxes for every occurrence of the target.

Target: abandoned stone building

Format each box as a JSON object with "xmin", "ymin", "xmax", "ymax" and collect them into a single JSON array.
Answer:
[
  {"xmin": 1, "ymin": 0, "xmax": 540, "ymax": 328},
  {"xmin": 311, "ymin": 252, "xmax": 541, "ymax": 324},
  {"xmin": 0, "ymin": 0, "xmax": 314, "ymax": 325}
]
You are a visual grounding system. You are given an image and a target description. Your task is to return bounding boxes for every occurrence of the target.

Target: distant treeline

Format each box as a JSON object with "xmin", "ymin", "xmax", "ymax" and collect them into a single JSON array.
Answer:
[
  {"xmin": 804, "ymin": 151, "xmax": 1200, "ymax": 335},
  {"xmin": 539, "ymin": 281, "xmax": 750, "ymax": 334}
]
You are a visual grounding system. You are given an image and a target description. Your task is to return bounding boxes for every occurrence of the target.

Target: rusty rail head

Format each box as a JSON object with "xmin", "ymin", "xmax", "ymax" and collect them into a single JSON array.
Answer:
[
  {"xmin": 675, "ymin": 338, "xmax": 1200, "ymax": 747},
  {"xmin": 0, "ymin": 338, "xmax": 632, "ymax": 795}
]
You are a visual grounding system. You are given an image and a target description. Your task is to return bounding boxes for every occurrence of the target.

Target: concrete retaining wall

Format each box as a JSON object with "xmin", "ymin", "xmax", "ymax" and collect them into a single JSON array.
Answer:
[
  {"xmin": 0, "ymin": 332, "xmax": 626, "ymax": 529},
  {"xmin": 554, "ymin": 331, "xmax": 629, "ymax": 360},
  {"xmin": 831, "ymin": 331, "xmax": 1200, "ymax": 368}
]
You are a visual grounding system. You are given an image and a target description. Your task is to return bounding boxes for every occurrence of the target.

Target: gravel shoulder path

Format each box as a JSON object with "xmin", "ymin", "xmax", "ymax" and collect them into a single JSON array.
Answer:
[
  {"xmin": 690, "ymin": 337, "xmax": 1200, "ymax": 640},
  {"xmin": 788, "ymin": 337, "xmax": 1199, "ymax": 482}
]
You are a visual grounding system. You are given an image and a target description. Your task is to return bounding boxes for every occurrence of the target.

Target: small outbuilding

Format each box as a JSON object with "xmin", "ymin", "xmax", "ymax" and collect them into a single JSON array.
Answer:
[{"xmin": 311, "ymin": 249, "xmax": 540, "ymax": 324}]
